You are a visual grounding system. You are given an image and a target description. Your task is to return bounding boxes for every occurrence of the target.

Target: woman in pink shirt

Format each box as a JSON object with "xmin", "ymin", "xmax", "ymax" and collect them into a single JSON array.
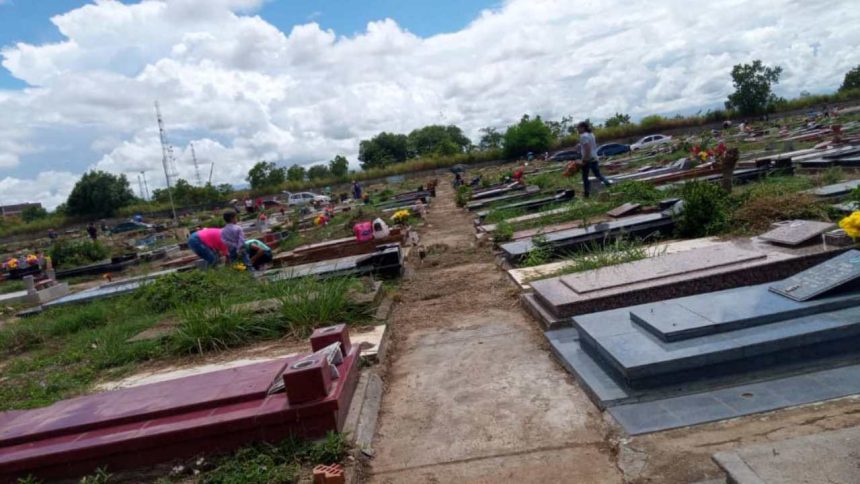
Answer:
[{"xmin": 188, "ymin": 227, "xmax": 228, "ymax": 268}]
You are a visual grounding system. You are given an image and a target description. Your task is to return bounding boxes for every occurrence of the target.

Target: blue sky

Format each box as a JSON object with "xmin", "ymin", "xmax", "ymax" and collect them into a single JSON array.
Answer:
[{"xmin": 0, "ymin": 0, "xmax": 497, "ymax": 89}]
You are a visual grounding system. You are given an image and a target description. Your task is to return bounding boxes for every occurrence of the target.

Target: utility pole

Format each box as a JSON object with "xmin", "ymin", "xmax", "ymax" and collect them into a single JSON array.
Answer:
[
  {"xmin": 191, "ymin": 142, "xmax": 203, "ymax": 186},
  {"xmin": 137, "ymin": 173, "xmax": 145, "ymax": 200},
  {"xmin": 208, "ymin": 162, "xmax": 215, "ymax": 185},
  {"xmin": 154, "ymin": 101, "xmax": 178, "ymax": 223}
]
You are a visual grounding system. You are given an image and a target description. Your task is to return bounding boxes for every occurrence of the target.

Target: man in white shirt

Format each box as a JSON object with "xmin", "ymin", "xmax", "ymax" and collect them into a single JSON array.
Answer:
[{"xmin": 577, "ymin": 121, "xmax": 612, "ymax": 197}]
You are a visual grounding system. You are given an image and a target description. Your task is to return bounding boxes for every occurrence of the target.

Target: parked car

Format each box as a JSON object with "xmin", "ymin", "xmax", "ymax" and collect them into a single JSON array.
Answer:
[
  {"xmin": 109, "ymin": 221, "xmax": 153, "ymax": 235},
  {"xmin": 549, "ymin": 148, "xmax": 582, "ymax": 162},
  {"xmin": 282, "ymin": 191, "xmax": 331, "ymax": 206},
  {"xmin": 596, "ymin": 143, "xmax": 630, "ymax": 158},
  {"xmin": 630, "ymin": 134, "xmax": 673, "ymax": 151}
]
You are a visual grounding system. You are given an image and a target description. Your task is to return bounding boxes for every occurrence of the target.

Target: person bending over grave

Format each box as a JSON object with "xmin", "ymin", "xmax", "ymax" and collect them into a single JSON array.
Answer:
[
  {"xmin": 188, "ymin": 227, "xmax": 228, "ymax": 268},
  {"xmin": 244, "ymin": 239, "xmax": 273, "ymax": 271},
  {"xmin": 577, "ymin": 121, "xmax": 612, "ymax": 197},
  {"xmin": 221, "ymin": 211, "xmax": 252, "ymax": 268}
]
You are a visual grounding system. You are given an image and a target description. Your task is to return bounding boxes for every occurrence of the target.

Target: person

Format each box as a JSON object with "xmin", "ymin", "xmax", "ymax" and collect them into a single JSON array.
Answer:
[
  {"xmin": 48, "ymin": 228, "xmax": 58, "ymax": 241},
  {"xmin": 453, "ymin": 172, "xmax": 463, "ymax": 188},
  {"xmin": 244, "ymin": 198, "xmax": 254, "ymax": 214},
  {"xmin": 220, "ymin": 211, "xmax": 252, "ymax": 268},
  {"xmin": 187, "ymin": 227, "xmax": 227, "ymax": 268},
  {"xmin": 352, "ymin": 180, "xmax": 363, "ymax": 200},
  {"xmin": 244, "ymin": 239, "xmax": 273, "ymax": 271},
  {"xmin": 577, "ymin": 121, "xmax": 611, "ymax": 197},
  {"xmin": 512, "ymin": 164, "xmax": 525, "ymax": 184},
  {"xmin": 86, "ymin": 222, "xmax": 98, "ymax": 240}
]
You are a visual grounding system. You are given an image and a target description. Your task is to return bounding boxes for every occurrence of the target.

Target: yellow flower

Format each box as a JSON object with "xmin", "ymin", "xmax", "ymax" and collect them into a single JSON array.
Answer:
[
  {"xmin": 233, "ymin": 262, "xmax": 247, "ymax": 271},
  {"xmin": 839, "ymin": 211, "xmax": 860, "ymax": 239},
  {"xmin": 391, "ymin": 209, "xmax": 411, "ymax": 223}
]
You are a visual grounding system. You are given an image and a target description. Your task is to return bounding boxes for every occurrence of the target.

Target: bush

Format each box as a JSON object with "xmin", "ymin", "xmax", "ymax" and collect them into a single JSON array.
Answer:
[
  {"xmin": 493, "ymin": 221, "xmax": 514, "ymax": 243},
  {"xmin": 48, "ymin": 239, "xmax": 109, "ymax": 268},
  {"xmin": 675, "ymin": 181, "xmax": 731, "ymax": 237},
  {"xmin": 455, "ymin": 186, "xmax": 472, "ymax": 207}
]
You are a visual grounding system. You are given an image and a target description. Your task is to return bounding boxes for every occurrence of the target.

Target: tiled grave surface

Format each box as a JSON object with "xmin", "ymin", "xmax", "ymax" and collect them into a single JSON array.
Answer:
[
  {"xmin": 575, "ymin": 285, "xmax": 860, "ymax": 385},
  {"xmin": 759, "ymin": 219, "xmax": 835, "ymax": 246},
  {"xmin": 769, "ymin": 249, "xmax": 860, "ymax": 301},
  {"xmin": 0, "ymin": 349, "xmax": 360, "ymax": 480},
  {"xmin": 608, "ymin": 364, "xmax": 860, "ymax": 435},
  {"xmin": 526, "ymin": 239, "xmax": 844, "ymax": 323}
]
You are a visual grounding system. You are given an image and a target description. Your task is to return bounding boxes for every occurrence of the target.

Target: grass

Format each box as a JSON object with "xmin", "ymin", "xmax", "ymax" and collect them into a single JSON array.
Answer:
[
  {"xmin": 0, "ymin": 269, "xmax": 375, "ymax": 410},
  {"xmin": 539, "ymin": 239, "xmax": 652, "ymax": 279},
  {"xmin": 17, "ymin": 433, "xmax": 348, "ymax": 484},
  {"xmin": 0, "ymin": 279, "xmax": 26, "ymax": 294}
]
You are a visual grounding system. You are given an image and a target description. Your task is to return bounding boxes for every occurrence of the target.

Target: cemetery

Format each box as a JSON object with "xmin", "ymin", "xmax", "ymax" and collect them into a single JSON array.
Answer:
[{"xmin": 1, "ymin": 107, "xmax": 860, "ymax": 482}]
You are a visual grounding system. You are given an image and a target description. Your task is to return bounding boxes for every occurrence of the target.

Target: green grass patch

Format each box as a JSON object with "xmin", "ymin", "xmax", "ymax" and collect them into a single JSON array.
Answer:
[
  {"xmin": 540, "ymin": 239, "xmax": 651, "ymax": 279},
  {"xmin": 0, "ymin": 279, "xmax": 26, "ymax": 295}
]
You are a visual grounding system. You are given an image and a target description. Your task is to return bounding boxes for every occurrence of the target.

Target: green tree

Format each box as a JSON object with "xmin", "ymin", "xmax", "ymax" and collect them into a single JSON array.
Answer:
[
  {"xmin": 358, "ymin": 132, "xmax": 409, "ymax": 169},
  {"xmin": 502, "ymin": 115, "xmax": 553, "ymax": 158},
  {"xmin": 328, "ymin": 155, "xmax": 349, "ymax": 178},
  {"xmin": 478, "ymin": 127, "xmax": 503, "ymax": 151},
  {"xmin": 287, "ymin": 164, "xmax": 306, "ymax": 182},
  {"xmin": 307, "ymin": 164, "xmax": 331, "ymax": 180},
  {"xmin": 725, "ymin": 60, "xmax": 783, "ymax": 116},
  {"xmin": 544, "ymin": 116, "xmax": 574, "ymax": 140},
  {"xmin": 21, "ymin": 205, "xmax": 48, "ymax": 223},
  {"xmin": 246, "ymin": 161, "xmax": 286, "ymax": 190},
  {"xmin": 840, "ymin": 65, "xmax": 860, "ymax": 92},
  {"xmin": 407, "ymin": 125, "xmax": 471, "ymax": 157},
  {"xmin": 604, "ymin": 112, "xmax": 631, "ymax": 128},
  {"xmin": 65, "ymin": 171, "xmax": 135, "ymax": 217}
]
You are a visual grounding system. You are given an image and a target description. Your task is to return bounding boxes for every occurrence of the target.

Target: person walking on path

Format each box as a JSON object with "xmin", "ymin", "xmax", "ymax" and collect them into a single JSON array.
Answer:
[
  {"xmin": 188, "ymin": 227, "xmax": 228, "ymax": 268},
  {"xmin": 577, "ymin": 121, "xmax": 612, "ymax": 197}
]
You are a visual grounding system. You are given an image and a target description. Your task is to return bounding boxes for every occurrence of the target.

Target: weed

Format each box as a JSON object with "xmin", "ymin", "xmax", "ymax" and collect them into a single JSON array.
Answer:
[
  {"xmin": 0, "ymin": 279, "xmax": 26, "ymax": 295},
  {"xmin": 731, "ymin": 192, "xmax": 827, "ymax": 233},
  {"xmin": 820, "ymin": 167, "xmax": 844, "ymax": 185},
  {"xmin": 133, "ymin": 269, "xmax": 253, "ymax": 313},
  {"xmin": 172, "ymin": 299, "xmax": 271, "ymax": 354},
  {"xmin": 79, "ymin": 468, "xmax": 112, "ymax": 484},
  {"xmin": 675, "ymin": 181, "xmax": 732, "ymax": 237},
  {"xmin": 455, "ymin": 186, "xmax": 472, "ymax": 207},
  {"xmin": 483, "ymin": 207, "xmax": 527, "ymax": 224},
  {"xmin": 49, "ymin": 239, "xmax": 109, "ymax": 268},
  {"xmin": 549, "ymin": 239, "xmax": 648, "ymax": 277},
  {"xmin": 610, "ymin": 181, "xmax": 663, "ymax": 205},
  {"xmin": 16, "ymin": 476, "xmax": 41, "ymax": 484},
  {"xmin": 492, "ymin": 221, "xmax": 514, "ymax": 243},
  {"xmin": 522, "ymin": 234, "xmax": 554, "ymax": 267},
  {"xmin": 276, "ymin": 277, "xmax": 371, "ymax": 338}
]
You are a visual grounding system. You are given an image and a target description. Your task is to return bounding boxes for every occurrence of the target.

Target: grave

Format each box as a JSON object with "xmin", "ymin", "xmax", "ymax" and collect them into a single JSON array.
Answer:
[
  {"xmin": 500, "ymin": 212, "xmax": 674, "ymax": 263},
  {"xmin": 469, "ymin": 182, "xmax": 524, "ymax": 200},
  {"xmin": 476, "ymin": 206, "xmax": 576, "ymax": 233},
  {"xmin": 465, "ymin": 185, "xmax": 540, "ymax": 210},
  {"xmin": 269, "ymin": 244, "xmax": 404, "ymax": 281},
  {"xmin": 606, "ymin": 202, "xmax": 641, "ymax": 218},
  {"xmin": 274, "ymin": 229, "xmax": 407, "ymax": 267},
  {"xmin": 546, "ymin": 251, "xmax": 860, "ymax": 434},
  {"xmin": 0, "ymin": 325, "xmax": 361, "ymax": 481},
  {"xmin": 805, "ymin": 179, "xmax": 860, "ymax": 199},
  {"xmin": 523, "ymin": 237, "xmax": 846, "ymax": 328},
  {"xmin": 474, "ymin": 189, "xmax": 576, "ymax": 221},
  {"xmin": 758, "ymin": 219, "xmax": 835, "ymax": 246}
]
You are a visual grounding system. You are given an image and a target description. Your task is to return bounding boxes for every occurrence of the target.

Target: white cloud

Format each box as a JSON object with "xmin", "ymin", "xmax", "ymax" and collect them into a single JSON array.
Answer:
[
  {"xmin": 0, "ymin": 171, "xmax": 78, "ymax": 210},
  {"xmin": 0, "ymin": 0, "xmax": 859, "ymax": 209}
]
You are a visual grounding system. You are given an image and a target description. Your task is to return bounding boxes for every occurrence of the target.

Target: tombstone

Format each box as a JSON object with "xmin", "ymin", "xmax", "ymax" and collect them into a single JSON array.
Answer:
[
  {"xmin": 23, "ymin": 275, "xmax": 36, "ymax": 296},
  {"xmin": 759, "ymin": 220, "xmax": 835, "ymax": 247},
  {"xmin": 606, "ymin": 203, "xmax": 641, "ymax": 218},
  {"xmin": 769, "ymin": 249, "xmax": 860, "ymax": 301}
]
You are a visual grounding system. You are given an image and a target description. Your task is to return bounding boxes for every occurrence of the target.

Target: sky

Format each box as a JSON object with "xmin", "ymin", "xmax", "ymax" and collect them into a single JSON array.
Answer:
[{"xmin": 0, "ymin": 0, "xmax": 858, "ymax": 209}]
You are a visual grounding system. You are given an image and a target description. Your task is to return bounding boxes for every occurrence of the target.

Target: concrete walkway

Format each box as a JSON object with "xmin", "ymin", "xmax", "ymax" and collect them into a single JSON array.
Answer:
[{"xmin": 369, "ymin": 183, "xmax": 622, "ymax": 483}]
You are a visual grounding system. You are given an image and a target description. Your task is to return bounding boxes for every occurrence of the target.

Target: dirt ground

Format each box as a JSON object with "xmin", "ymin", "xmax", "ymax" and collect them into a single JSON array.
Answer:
[{"xmin": 367, "ymin": 182, "xmax": 860, "ymax": 483}]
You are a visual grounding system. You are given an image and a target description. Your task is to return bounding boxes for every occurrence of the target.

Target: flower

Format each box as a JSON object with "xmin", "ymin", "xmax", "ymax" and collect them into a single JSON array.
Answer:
[
  {"xmin": 839, "ymin": 211, "xmax": 860, "ymax": 239},
  {"xmin": 391, "ymin": 209, "xmax": 411, "ymax": 224}
]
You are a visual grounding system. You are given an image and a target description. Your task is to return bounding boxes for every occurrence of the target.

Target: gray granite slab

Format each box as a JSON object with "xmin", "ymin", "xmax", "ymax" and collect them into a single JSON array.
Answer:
[
  {"xmin": 770, "ymin": 249, "xmax": 860, "ymax": 301},
  {"xmin": 759, "ymin": 220, "xmax": 835, "ymax": 246},
  {"xmin": 806, "ymin": 179, "xmax": 860, "ymax": 198},
  {"xmin": 609, "ymin": 363, "xmax": 860, "ymax": 435},
  {"xmin": 606, "ymin": 203, "xmax": 641, "ymax": 218}
]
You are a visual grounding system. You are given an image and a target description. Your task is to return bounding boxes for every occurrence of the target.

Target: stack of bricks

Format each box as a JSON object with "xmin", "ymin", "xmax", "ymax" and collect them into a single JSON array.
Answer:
[{"xmin": 312, "ymin": 463, "xmax": 345, "ymax": 484}]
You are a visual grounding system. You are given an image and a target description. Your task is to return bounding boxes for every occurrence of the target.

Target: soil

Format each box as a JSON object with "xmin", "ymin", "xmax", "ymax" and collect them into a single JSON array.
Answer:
[{"xmin": 367, "ymin": 181, "xmax": 860, "ymax": 483}]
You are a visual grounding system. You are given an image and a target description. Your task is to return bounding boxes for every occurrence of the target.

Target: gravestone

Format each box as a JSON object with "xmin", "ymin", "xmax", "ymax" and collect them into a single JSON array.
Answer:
[
  {"xmin": 769, "ymin": 249, "xmax": 860, "ymax": 301},
  {"xmin": 759, "ymin": 220, "xmax": 835, "ymax": 246},
  {"xmin": 606, "ymin": 203, "xmax": 641, "ymax": 218}
]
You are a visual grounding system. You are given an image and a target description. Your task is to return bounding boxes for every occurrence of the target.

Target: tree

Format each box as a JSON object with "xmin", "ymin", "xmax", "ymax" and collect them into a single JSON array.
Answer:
[
  {"xmin": 604, "ymin": 112, "xmax": 631, "ymax": 128},
  {"xmin": 151, "ymin": 179, "xmax": 228, "ymax": 206},
  {"xmin": 407, "ymin": 125, "xmax": 471, "ymax": 157},
  {"xmin": 21, "ymin": 205, "xmax": 48, "ymax": 223},
  {"xmin": 502, "ymin": 115, "xmax": 553, "ymax": 158},
  {"xmin": 328, "ymin": 155, "xmax": 349, "ymax": 178},
  {"xmin": 544, "ymin": 116, "xmax": 575, "ymax": 140},
  {"xmin": 358, "ymin": 132, "xmax": 409, "ymax": 169},
  {"xmin": 246, "ymin": 161, "xmax": 286, "ymax": 190},
  {"xmin": 65, "ymin": 170, "xmax": 136, "ymax": 217},
  {"xmin": 478, "ymin": 127, "xmax": 503, "ymax": 151},
  {"xmin": 286, "ymin": 164, "xmax": 306, "ymax": 182},
  {"xmin": 307, "ymin": 164, "xmax": 331, "ymax": 180},
  {"xmin": 840, "ymin": 65, "xmax": 860, "ymax": 92},
  {"xmin": 725, "ymin": 60, "xmax": 783, "ymax": 116}
]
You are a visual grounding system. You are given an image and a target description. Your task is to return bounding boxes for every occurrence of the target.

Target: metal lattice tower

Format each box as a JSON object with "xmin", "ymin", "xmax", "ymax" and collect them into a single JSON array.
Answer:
[
  {"xmin": 190, "ymin": 142, "xmax": 203, "ymax": 186},
  {"xmin": 154, "ymin": 101, "xmax": 178, "ymax": 222}
]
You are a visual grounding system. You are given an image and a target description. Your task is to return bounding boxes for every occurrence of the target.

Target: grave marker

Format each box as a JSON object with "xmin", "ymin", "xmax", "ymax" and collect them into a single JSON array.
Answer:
[
  {"xmin": 759, "ymin": 220, "xmax": 835, "ymax": 246},
  {"xmin": 769, "ymin": 249, "xmax": 860, "ymax": 301}
]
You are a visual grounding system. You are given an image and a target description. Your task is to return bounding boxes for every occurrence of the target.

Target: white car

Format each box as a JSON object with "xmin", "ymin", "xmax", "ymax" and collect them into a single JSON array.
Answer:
[
  {"xmin": 282, "ymin": 191, "xmax": 331, "ymax": 206},
  {"xmin": 630, "ymin": 134, "xmax": 673, "ymax": 151}
]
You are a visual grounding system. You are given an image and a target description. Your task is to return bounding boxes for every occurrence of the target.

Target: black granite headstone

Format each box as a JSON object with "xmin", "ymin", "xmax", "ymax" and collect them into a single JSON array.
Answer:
[{"xmin": 769, "ymin": 249, "xmax": 860, "ymax": 301}]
